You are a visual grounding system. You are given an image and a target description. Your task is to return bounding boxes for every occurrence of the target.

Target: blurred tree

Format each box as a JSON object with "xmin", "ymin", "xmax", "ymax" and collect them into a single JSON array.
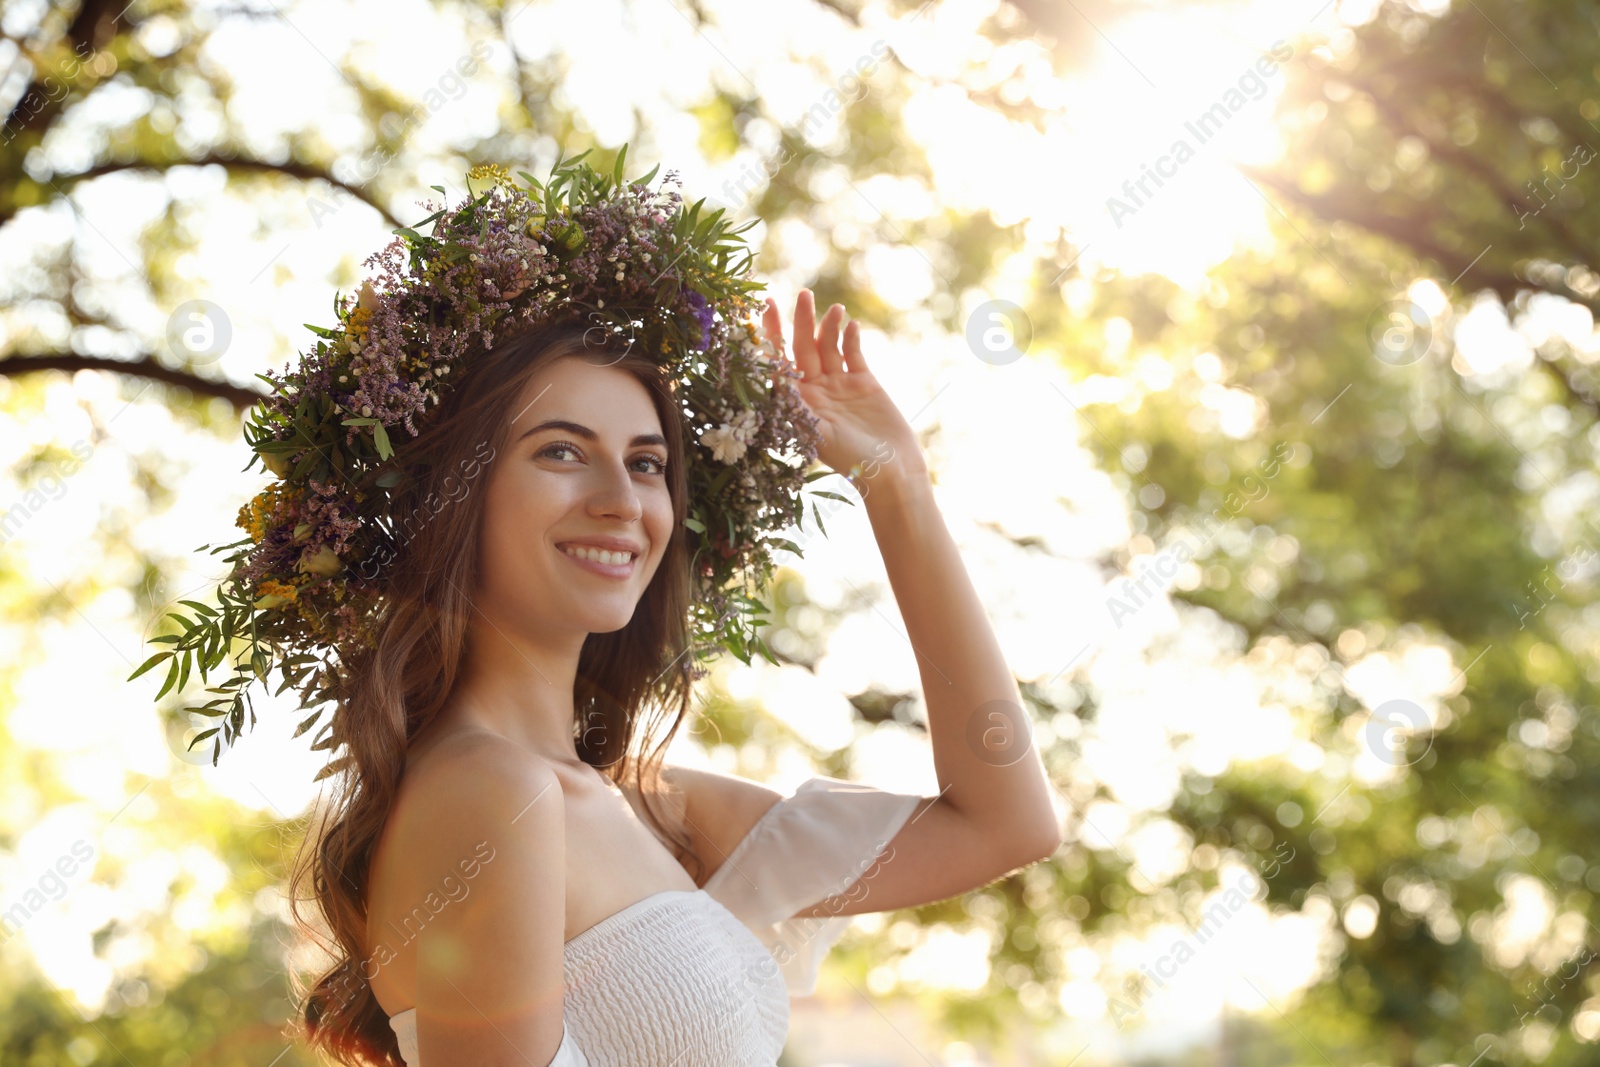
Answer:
[
  {"xmin": 0, "ymin": 0, "xmax": 1042, "ymax": 1061},
  {"xmin": 10, "ymin": 0, "xmax": 1598, "ymax": 1064},
  {"xmin": 1045, "ymin": 1, "xmax": 1599, "ymax": 1064}
]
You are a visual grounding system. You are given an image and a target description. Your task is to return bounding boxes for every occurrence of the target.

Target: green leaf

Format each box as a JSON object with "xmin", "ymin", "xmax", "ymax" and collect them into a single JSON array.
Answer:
[
  {"xmin": 177, "ymin": 599, "xmax": 218, "ymax": 618},
  {"xmin": 129, "ymin": 651, "xmax": 172, "ymax": 681},
  {"xmin": 313, "ymin": 754, "xmax": 353, "ymax": 783},
  {"xmin": 155, "ymin": 656, "xmax": 182, "ymax": 701},
  {"xmin": 186, "ymin": 727, "xmax": 219, "ymax": 754},
  {"xmin": 373, "ymin": 420, "xmax": 393, "ymax": 461},
  {"xmin": 162, "ymin": 612, "xmax": 199, "ymax": 633},
  {"xmin": 683, "ymin": 516, "xmax": 707, "ymax": 533}
]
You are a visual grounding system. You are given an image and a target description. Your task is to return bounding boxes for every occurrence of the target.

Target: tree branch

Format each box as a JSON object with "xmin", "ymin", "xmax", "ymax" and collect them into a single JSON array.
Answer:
[
  {"xmin": 1348, "ymin": 74, "xmax": 1594, "ymax": 272},
  {"xmin": 1241, "ymin": 164, "xmax": 1600, "ymax": 419},
  {"xmin": 8, "ymin": 154, "xmax": 406, "ymax": 232},
  {"xmin": 0, "ymin": 353, "xmax": 269, "ymax": 411},
  {"xmin": 3, "ymin": 0, "xmax": 125, "ymax": 141}
]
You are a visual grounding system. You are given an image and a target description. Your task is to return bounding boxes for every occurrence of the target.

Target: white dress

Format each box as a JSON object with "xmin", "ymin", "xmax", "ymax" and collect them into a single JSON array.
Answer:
[{"xmin": 386, "ymin": 774, "xmax": 923, "ymax": 1066}]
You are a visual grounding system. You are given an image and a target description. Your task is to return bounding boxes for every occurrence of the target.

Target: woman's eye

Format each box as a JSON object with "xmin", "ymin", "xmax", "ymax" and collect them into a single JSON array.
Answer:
[
  {"xmin": 541, "ymin": 442, "xmax": 666, "ymax": 475},
  {"xmin": 541, "ymin": 442, "xmax": 580, "ymax": 462}
]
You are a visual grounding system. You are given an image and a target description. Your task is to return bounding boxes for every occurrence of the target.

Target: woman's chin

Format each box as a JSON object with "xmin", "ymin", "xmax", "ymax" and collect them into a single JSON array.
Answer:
[{"xmin": 573, "ymin": 605, "xmax": 639, "ymax": 636}]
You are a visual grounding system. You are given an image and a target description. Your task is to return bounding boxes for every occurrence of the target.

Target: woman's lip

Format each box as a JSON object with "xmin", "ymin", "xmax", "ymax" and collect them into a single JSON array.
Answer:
[{"xmin": 557, "ymin": 544, "xmax": 636, "ymax": 578}]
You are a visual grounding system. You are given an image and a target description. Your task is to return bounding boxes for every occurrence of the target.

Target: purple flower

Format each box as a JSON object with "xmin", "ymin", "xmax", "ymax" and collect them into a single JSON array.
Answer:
[{"xmin": 686, "ymin": 290, "xmax": 714, "ymax": 350}]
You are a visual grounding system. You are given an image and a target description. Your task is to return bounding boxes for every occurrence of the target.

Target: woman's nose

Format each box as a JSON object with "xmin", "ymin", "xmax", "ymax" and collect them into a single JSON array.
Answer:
[{"xmin": 586, "ymin": 459, "xmax": 644, "ymax": 521}]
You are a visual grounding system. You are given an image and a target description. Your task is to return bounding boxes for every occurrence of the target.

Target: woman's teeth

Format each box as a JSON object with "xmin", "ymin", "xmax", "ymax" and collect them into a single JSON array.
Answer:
[{"xmin": 561, "ymin": 544, "xmax": 635, "ymax": 566}]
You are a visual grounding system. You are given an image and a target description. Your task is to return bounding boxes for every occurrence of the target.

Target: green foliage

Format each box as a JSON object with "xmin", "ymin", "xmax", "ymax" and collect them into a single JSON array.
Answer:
[{"xmin": 7, "ymin": 0, "xmax": 1600, "ymax": 1063}]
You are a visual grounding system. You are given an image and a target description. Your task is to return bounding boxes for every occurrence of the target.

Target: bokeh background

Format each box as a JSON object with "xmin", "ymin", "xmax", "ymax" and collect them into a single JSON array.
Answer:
[{"xmin": 3, "ymin": 0, "xmax": 1598, "ymax": 1064}]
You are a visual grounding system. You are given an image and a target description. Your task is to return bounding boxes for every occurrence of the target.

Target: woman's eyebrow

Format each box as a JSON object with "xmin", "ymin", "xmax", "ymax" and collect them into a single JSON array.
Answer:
[{"xmin": 517, "ymin": 418, "xmax": 666, "ymax": 448}]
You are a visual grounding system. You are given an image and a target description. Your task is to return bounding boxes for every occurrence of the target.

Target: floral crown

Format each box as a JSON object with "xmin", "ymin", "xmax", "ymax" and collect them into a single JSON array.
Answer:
[{"xmin": 132, "ymin": 146, "xmax": 832, "ymax": 775}]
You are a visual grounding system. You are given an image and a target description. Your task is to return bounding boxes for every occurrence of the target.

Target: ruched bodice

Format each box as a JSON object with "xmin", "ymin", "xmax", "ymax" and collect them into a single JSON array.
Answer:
[{"xmin": 386, "ymin": 774, "xmax": 923, "ymax": 1066}]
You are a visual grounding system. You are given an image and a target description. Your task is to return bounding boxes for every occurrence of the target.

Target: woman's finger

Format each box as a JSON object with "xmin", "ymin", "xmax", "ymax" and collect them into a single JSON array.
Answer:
[
  {"xmin": 842, "ymin": 319, "xmax": 869, "ymax": 374},
  {"xmin": 791, "ymin": 289, "xmax": 822, "ymax": 381},
  {"xmin": 816, "ymin": 302, "xmax": 845, "ymax": 377}
]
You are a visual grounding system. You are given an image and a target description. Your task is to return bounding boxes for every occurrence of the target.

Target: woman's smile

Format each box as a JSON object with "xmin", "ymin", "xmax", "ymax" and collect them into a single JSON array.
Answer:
[{"xmin": 557, "ymin": 541, "xmax": 640, "ymax": 578}]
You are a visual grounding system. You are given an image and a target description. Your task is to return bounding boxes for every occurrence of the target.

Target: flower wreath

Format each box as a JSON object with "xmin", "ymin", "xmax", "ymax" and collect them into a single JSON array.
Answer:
[{"xmin": 132, "ymin": 145, "xmax": 842, "ymax": 775}]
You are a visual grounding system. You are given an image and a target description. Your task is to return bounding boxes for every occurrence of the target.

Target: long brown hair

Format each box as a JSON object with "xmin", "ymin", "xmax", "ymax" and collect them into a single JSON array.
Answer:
[{"xmin": 285, "ymin": 320, "xmax": 702, "ymax": 1065}]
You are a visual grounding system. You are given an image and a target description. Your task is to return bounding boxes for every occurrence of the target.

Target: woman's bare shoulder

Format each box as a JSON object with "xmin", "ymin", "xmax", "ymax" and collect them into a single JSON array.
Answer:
[
  {"xmin": 651, "ymin": 763, "xmax": 785, "ymax": 883},
  {"xmin": 397, "ymin": 725, "xmax": 561, "ymax": 824},
  {"xmin": 366, "ymin": 724, "xmax": 566, "ymax": 1021}
]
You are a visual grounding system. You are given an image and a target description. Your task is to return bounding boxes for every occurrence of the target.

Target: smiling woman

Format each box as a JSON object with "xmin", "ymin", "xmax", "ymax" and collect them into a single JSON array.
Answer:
[
  {"xmin": 288, "ymin": 319, "xmax": 709, "ymax": 1062},
  {"xmin": 147, "ymin": 151, "xmax": 1069, "ymax": 1067}
]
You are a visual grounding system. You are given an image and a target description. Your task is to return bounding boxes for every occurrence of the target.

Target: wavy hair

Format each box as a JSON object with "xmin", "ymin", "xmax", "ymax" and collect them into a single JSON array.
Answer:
[{"xmin": 284, "ymin": 320, "xmax": 701, "ymax": 1065}]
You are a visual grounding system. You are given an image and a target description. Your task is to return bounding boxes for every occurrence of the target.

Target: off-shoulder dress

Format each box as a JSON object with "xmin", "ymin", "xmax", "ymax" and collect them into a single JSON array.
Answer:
[{"xmin": 386, "ymin": 775, "xmax": 922, "ymax": 1066}]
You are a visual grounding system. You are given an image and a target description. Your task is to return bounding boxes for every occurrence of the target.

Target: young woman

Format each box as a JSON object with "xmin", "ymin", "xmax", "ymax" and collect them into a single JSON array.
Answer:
[
  {"xmin": 245, "ymin": 160, "xmax": 1062, "ymax": 1066},
  {"xmin": 330, "ymin": 289, "xmax": 1064, "ymax": 1065}
]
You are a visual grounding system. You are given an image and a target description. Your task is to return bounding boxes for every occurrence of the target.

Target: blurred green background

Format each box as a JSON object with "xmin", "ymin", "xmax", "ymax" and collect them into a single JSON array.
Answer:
[{"xmin": 2, "ymin": 0, "xmax": 1597, "ymax": 1064}]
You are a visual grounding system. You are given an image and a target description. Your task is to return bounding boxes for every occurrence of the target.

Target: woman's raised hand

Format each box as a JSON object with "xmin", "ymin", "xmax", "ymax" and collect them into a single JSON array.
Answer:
[{"xmin": 759, "ymin": 289, "xmax": 925, "ymax": 485}]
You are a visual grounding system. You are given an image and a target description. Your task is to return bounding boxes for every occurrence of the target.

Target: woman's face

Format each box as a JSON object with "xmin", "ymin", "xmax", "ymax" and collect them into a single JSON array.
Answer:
[{"xmin": 473, "ymin": 354, "xmax": 674, "ymax": 640}]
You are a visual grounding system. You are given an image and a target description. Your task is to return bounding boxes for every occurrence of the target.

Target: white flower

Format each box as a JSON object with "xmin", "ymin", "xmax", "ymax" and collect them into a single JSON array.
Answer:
[
  {"xmin": 727, "ymin": 408, "xmax": 761, "ymax": 445},
  {"xmin": 702, "ymin": 424, "xmax": 747, "ymax": 464},
  {"xmin": 356, "ymin": 279, "xmax": 381, "ymax": 315},
  {"xmin": 740, "ymin": 322, "xmax": 778, "ymax": 360}
]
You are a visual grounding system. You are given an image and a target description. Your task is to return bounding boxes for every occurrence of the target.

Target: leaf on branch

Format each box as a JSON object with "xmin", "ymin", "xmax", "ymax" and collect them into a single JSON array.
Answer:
[{"xmin": 128, "ymin": 651, "xmax": 172, "ymax": 680}]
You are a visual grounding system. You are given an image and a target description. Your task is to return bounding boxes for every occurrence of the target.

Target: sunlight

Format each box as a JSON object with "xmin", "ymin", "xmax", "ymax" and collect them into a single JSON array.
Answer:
[{"xmin": 1037, "ymin": 0, "xmax": 1346, "ymax": 286}]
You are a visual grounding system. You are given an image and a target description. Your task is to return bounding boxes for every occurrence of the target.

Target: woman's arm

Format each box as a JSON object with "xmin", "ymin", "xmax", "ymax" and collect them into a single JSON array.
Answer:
[
  {"xmin": 756, "ymin": 289, "xmax": 1063, "ymax": 904},
  {"xmin": 404, "ymin": 736, "xmax": 574, "ymax": 1063},
  {"xmin": 856, "ymin": 461, "xmax": 1063, "ymax": 860}
]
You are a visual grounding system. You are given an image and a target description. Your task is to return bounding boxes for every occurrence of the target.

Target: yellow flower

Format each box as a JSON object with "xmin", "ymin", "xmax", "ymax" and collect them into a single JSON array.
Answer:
[
  {"xmin": 235, "ymin": 482, "xmax": 303, "ymax": 542},
  {"xmin": 237, "ymin": 489, "xmax": 275, "ymax": 542},
  {"xmin": 467, "ymin": 162, "xmax": 511, "ymax": 187},
  {"xmin": 253, "ymin": 579, "xmax": 301, "ymax": 610}
]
